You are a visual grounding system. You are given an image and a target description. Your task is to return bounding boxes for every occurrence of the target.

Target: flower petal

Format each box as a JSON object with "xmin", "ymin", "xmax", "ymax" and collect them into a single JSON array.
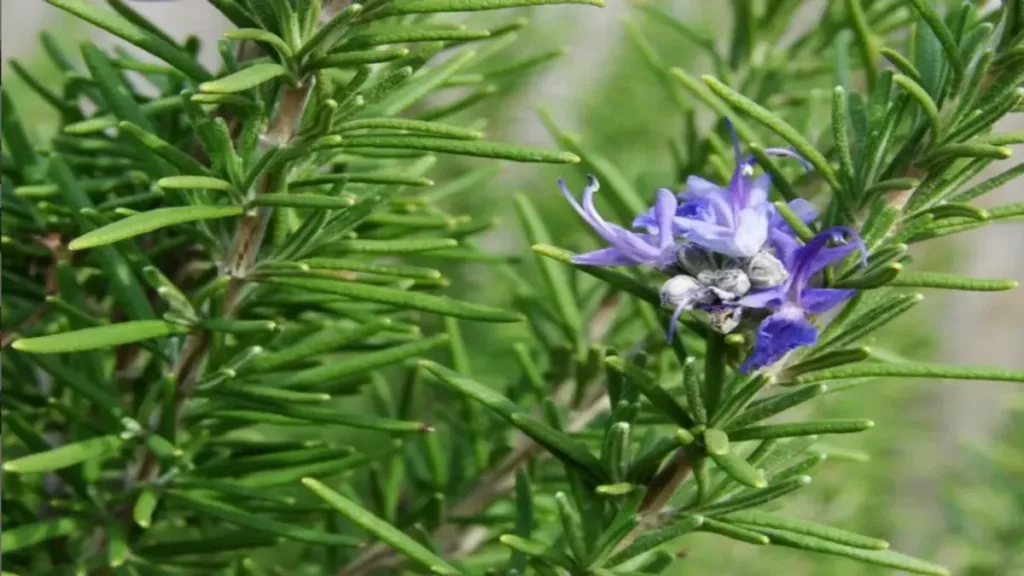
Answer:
[
  {"xmin": 800, "ymin": 287, "xmax": 856, "ymax": 314},
  {"xmin": 786, "ymin": 198, "xmax": 819, "ymax": 224},
  {"xmin": 737, "ymin": 285, "xmax": 786, "ymax": 309},
  {"xmin": 572, "ymin": 247, "xmax": 639, "ymax": 267},
  {"xmin": 742, "ymin": 307, "xmax": 818, "ymax": 371},
  {"xmin": 654, "ymin": 188, "xmax": 678, "ymax": 250},
  {"xmin": 730, "ymin": 205, "xmax": 772, "ymax": 257},
  {"xmin": 749, "ymin": 174, "xmax": 771, "ymax": 206},
  {"xmin": 683, "ymin": 175, "xmax": 725, "ymax": 199}
]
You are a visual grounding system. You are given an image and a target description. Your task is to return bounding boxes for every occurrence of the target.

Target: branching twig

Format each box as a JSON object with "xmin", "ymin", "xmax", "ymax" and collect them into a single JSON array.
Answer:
[{"xmin": 340, "ymin": 298, "xmax": 622, "ymax": 576}]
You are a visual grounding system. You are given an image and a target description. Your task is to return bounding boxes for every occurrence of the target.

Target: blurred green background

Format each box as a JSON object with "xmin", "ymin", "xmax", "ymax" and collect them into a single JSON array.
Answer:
[{"xmin": 2, "ymin": 1, "xmax": 1022, "ymax": 574}]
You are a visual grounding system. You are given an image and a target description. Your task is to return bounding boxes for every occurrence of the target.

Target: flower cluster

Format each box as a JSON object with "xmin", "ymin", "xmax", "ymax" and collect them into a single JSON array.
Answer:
[{"xmin": 559, "ymin": 121, "xmax": 866, "ymax": 371}]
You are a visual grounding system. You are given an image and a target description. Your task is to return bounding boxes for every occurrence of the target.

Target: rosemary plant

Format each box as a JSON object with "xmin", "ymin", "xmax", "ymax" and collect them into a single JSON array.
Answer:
[{"xmin": 2, "ymin": 1, "xmax": 1022, "ymax": 576}]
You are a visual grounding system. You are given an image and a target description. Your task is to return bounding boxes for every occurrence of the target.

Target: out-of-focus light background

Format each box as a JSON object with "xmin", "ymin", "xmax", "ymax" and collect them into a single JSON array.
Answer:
[{"xmin": 3, "ymin": 1, "xmax": 1022, "ymax": 573}]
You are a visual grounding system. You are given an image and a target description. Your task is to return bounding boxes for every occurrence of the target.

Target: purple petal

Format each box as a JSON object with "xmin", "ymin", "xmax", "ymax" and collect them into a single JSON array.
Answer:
[
  {"xmin": 730, "ymin": 205, "xmax": 772, "ymax": 257},
  {"xmin": 790, "ymin": 227, "xmax": 865, "ymax": 290},
  {"xmin": 801, "ymin": 288, "xmax": 856, "ymax": 314},
  {"xmin": 559, "ymin": 177, "xmax": 609, "ymax": 242},
  {"xmin": 737, "ymin": 285, "xmax": 786, "ymax": 309},
  {"xmin": 572, "ymin": 247, "xmax": 639, "ymax": 267},
  {"xmin": 786, "ymin": 198, "xmax": 819, "ymax": 224},
  {"xmin": 682, "ymin": 176, "xmax": 725, "ymax": 199},
  {"xmin": 769, "ymin": 226, "xmax": 801, "ymax": 269},
  {"xmin": 632, "ymin": 209, "xmax": 657, "ymax": 232},
  {"xmin": 749, "ymin": 174, "xmax": 771, "ymax": 206},
  {"xmin": 678, "ymin": 197, "xmax": 715, "ymax": 221},
  {"xmin": 654, "ymin": 188, "xmax": 678, "ymax": 250},
  {"xmin": 741, "ymin": 307, "xmax": 818, "ymax": 372}
]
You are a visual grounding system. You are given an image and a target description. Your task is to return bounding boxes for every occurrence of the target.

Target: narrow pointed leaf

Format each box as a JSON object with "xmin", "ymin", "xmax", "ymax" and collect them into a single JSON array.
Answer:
[
  {"xmin": 279, "ymin": 335, "xmax": 450, "ymax": 388},
  {"xmin": 420, "ymin": 360, "xmax": 606, "ymax": 482},
  {"xmin": 199, "ymin": 63, "xmax": 290, "ymax": 94},
  {"xmin": 44, "ymin": 0, "xmax": 210, "ymax": 81},
  {"xmin": 728, "ymin": 420, "xmax": 875, "ymax": 441},
  {"xmin": 728, "ymin": 385, "xmax": 828, "ymax": 431},
  {"xmin": 340, "ymin": 136, "xmax": 578, "ymax": 163},
  {"xmin": 533, "ymin": 244, "xmax": 660, "ymax": 305},
  {"xmin": 789, "ymin": 362, "xmax": 1024, "ymax": 384},
  {"xmin": 906, "ymin": 0, "xmax": 964, "ymax": 82},
  {"xmin": 69, "ymin": 206, "xmax": 243, "ymax": 250},
  {"xmin": 1, "ymin": 518, "xmax": 81, "ymax": 553},
  {"xmin": 166, "ymin": 491, "xmax": 362, "ymax": 547},
  {"xmin": 3, "ymin": 435, "xmax": 123, "ymax": 473},
  {"xmin": 699, "ymin": 518, "xmax": 770, "ymax": 545},
  {"xmin": 12, "ymin": 320, "xmax": 189, "ymax": 354},
  {"xmin": 158, "ymin": 175, "xmax": 235, "ymax": 191},
  {"xmin": 709, "ymin": 451, "xmax": 766, "ymax": 489},
  {"xmin": 607, "ymin": 515, "xmax": 704, "ymax": 567},
  {"xmin": 702, "ymin": 76, "xmax": 842, "ymax": 192},
  {"xmin": 326, "ymin": 238, "xmax": 458, "ymax": 254},
  {"xmin": 752, "ymin": 526, "xmax": 948, "ymax": 575},
  {"xmin": 605, "ymin": 357, "xmax": 693, "ymax": 428},
  {"xmin": 364, "ymin": 0, "xmax": 605, "ymax": 21},
  {"xmin": 724, "ymin": 511, "xmax": 888, "ymax": 550},
  {"xmin": 252, "ymin": 193, "xmax": 356, "ymax": 209},
  {"xmin": 303, "ymin": 478, "xmax": 461, "ymax": 576},
  {"xmin": 888, "ymin": 271, "xmax": 1018, "ymax": 291},
  {"xmin": 515, "ymin": 193, "xmax": 583, "ymax": 343},
  {"xmin": 261, "ymin": 277, "xmax": 522, "ymax": 322}
]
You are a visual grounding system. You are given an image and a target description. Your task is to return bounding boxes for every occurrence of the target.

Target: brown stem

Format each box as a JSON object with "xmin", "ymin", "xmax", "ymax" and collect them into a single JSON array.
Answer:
[
  {"xmin": 123, "ymin": 80, "xmax": 315, "ymax": 509},
  {"xmin": 612, "ymin": 448, "xmax": 694, "ymax": 554}
]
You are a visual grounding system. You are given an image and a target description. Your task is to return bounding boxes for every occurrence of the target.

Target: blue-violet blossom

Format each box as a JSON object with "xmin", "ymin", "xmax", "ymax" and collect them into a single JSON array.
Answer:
[
  {"xmin": 634, "ymin": 121, "xmax": 812, "ymax": 258},
  {"xmin": 738, "ymin": 227, "xmax": 867, "ymax": 371},
  {"xmin": 559, "ymin": 175, "xmax": 680, "ymax": 269}
]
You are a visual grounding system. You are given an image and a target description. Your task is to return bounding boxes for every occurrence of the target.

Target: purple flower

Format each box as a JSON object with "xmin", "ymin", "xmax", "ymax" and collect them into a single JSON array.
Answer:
[
  {"xmin": 560, "ymin": 175, "xmax": 679, "ymax": 269},
  {"xmin": 635, "ymin": 121, "xmax": 812, "ymax": 258},
  {"xmin": 738, "ymin": 227, "xmax": 867, "ymax": 371}
]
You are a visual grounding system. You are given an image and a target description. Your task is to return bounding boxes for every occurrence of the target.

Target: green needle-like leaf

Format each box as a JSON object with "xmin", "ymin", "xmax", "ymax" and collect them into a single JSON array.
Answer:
[
  {"xmin": 906, "ymin": 0, "xmax": 964, "ymax": 83},
  {"xmin": 515, "ymin": 193, "xmax": 583, "ymax": 347},
  {"xmin": 728, "ymin": 420, "xmax": 875, "ymax": 441},
  {"xmin": 702, "ymin": 75, "xmax": 842, "ymax": 192},
  {"xmin": 1, "ymin": 518, "xmax": 81, "ymax": 553},
  {"xmin": 12, "ymin": 320, "xmax": 189, "ymax": 353},
  {"xmin": 167, "ymin": 491, "xmax": 362, "ymax": 547},
  {"xmin": 420, "ymin": 360, "xmax": 607, "ymax": 483},
  {"xmin": 752, "ymin": 526, "xmax": 948, "ymax": 575},
  {"xmin": 261, "ymin": 277, "xmax": 522, "ymax": 322},
  {"xmin": 606, "ymin": 515, "xmax": 704, "ymax": 567},
  {"xmin": 199, "ymin": 63, "xmax": 290, "ymax": 93},
  {"xmin": 532, "ymin": 244, "xmax": 660, "ymax": 305},
  {"xmin": 302, "ymin": 478, "xmax": 462, "ymax": 576},
  {"xmin": 723, "ymin": 511, "xmax": 888, "ymax": 550},
  {"xmin": 888, "ymin": 271, "xmax": 1018, "ymax": 291},
  {"xmin": 158, "ymin": 175, "xmax": 235, "ymax": 192},
  {"xmin": 44, "ymin": 0, "xmax": 211, "ymax": 81},
  {"xmin": 699, "ymin": 518, "xmax": 770, "ymax": 545},
  {"xmin": 3, "ymin": 435, "xmax": 124, "ymax": 473},
  {"xmin": 605, "ymin": 357, "xmax": 694, "ymax": 428},
  {"xmin": 709, "ymin": 450, "xmax": 766, "ymax": 489},
  {"xmin": 278, "ymin": 335, "xmax": 450, "ymax": 389},
  {"xmin": 339, "ymin": 135, "xmax": 579, "ymax": 163},
  {"xmin": 789, "ymin": 362, "xmax": 1024, "ymax": 384},
  {"xmin": 363, "ymin": 0, "xmax": 605, "ymax": 21},
  {"xmin": 69, "ymin": 206, "xmax": 243, "ymax": 250}
]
